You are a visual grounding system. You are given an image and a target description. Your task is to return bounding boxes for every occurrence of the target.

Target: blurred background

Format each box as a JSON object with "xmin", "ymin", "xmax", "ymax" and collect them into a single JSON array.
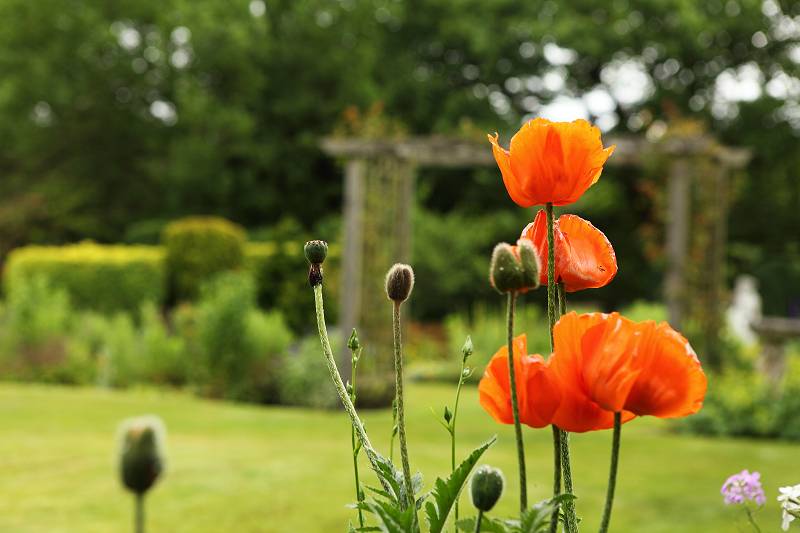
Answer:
[{"xmin": 2, "ymin": 0, "xmax": 800, "ymax": 531}]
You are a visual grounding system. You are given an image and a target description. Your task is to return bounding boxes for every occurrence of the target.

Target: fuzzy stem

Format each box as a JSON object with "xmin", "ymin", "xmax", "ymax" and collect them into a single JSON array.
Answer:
[
  {"xmin": 350, "ymin": 348, "xmax": 365, "ymax": 529},
  {"xmin": 546, "ymin": 203, "xmax": 578, "ymax": 533},
  {"xmin": 549, "ymin": 425, "xmax": 562, "ymax": 533},
  {"xmin": 135, "ymin": 493, "xmax": 144, "ymax": 533},
  {"xmin": 393, "ymin": 302, "xmax": 415, "ymax": 511},
  {"xmin": 505, "ymin": 291, "xmax": 527, "ymax": 514},
  {"xmin": 474, "ymin": 510, "xmax": 484, "ymax": 533},
  {"xmin": 313, "ymin": 284, "xmax": 392, "ymax": 494},
  {"xmin": 390, "ymin": 399, "xmax": 397, "ymax": 463},
  {"xmin": 451, "ymin": 356, "xmax": 468, "ymax": 523},
  {"xmin": 599, "ymin": 412, "xmax": 622, "ymax": 533}
]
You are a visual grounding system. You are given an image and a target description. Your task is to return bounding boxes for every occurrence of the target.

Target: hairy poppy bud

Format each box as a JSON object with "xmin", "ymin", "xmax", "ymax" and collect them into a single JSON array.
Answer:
[
  {"xmin": 118, "ymin": 416, "xmax": 165, "ymax": 495},
  {"xmin": 304, "ymin": 240, "xmax": 328, "ymax": 265},
  {"xmin": 489, "ymin": 243, "xmax": 524, "ymax": 293},
  {"xmin": 517, "ymin": 238, "xmax": 540, "ymax": 290},
  {"xmin": 470, "ymin": 465, "xmax": 504, "ymax": 513},
  {"xmin": 385, "ymin": 263, "xmax": 415, "ymax": 303}
]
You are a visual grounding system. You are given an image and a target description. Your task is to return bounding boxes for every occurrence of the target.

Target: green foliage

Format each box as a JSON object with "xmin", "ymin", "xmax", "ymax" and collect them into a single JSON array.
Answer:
[
  {"xmin": 4, "ymin": 242, "xmax": 165, "ymax": 314},
  {"xmin": 245, "ymin": 240, "xmax": 340, "ymax": 332},
  {"xmin": 194, "ymin": 271, "xmax": 292, "ymax": 402},
  {"xmin": 278, "ymin": 335, "xmax": 339, "ymax": 409},
  {"xmin": 680, "ymin": 354, "xmax": 800, "ymax": 441},
  {"xmin": 456, "ymin": 495, "xmax": 573, "ymax": 533},
  {"xmin": 163, "ymin": 217, "xmax": 246, "ymax": 300},
  {"xmin": 425, "ymin": 437, "xmax": 496, "ymax": 533}
]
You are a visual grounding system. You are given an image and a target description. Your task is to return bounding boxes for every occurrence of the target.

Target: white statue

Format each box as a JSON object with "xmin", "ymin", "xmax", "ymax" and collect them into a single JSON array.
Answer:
[{"xmin": 726, "ymin": 275, "xmax": 762, "ymax": 346}]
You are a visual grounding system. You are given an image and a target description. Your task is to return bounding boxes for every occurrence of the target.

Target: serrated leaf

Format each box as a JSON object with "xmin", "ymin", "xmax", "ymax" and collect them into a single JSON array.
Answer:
[
  {"xmin": 519, "ymin": 494, "xmax": 576, "ymax": 533},
  {"xmin": 358, "ymin": 499, "xmax": 417, "ymax": 533},
  {"xmin": 456, "ymin": 516, "xmax": 511, "ymax": 533},
  {"xmin": 424, "ymin": 436, "xmax": 496, "ymax": 533}
]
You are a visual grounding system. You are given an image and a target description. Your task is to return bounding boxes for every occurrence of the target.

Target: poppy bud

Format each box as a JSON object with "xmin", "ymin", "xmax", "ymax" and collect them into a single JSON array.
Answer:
[
  {"xmin": 462, "ymin": 336, "xmax": 473, "ymax": 361},
  {"xmin": 517, "ymin": 238, "xmax": 540, "ymax": 290},
  {"xmin": 489, "ymin": 243, "xmax": 524, "ymax": 293},
  {"xmin": 385, "ymin": 263, "xmax": 415, "ymax": 303},
  {"xmin": 470, "ymin": 465, "xmax": 504, "ymax": 513},
  {"xmin": 304, "ymin": 240, "xmax": 328, "ymax": 265},
  {"xmin": 348, "ymin": 328, "xmax": 361, "ymax": 352},
  {"xmin": 118, "ymin": 416, "xmax": 165, "ymax": 495}
]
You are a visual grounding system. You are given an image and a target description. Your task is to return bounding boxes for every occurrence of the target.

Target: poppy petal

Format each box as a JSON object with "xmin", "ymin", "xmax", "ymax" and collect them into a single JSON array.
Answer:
[
  {"xmin": 625, "ymin": 322, "xmax": 707, "ymax": 418},
  {"xmin": 489, "ymin": 133, "xmax": 534, "ymax": 207},
  {"xmin": 557, "ymin": 215, "xmax": 618, "ymax": 292}
]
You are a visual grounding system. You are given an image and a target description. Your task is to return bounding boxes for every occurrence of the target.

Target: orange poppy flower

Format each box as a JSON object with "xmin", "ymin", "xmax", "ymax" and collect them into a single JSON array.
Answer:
[
  {"xmin": 624, "ymin": 321, "xmax": 707, "ymax": 418},
  {"xmin": 478, "ymin": 334, "xmax": 561, "ymax": 429},
  {"xmin": 488, "ymin": 118, "xmax": 615, "ymax": 207},
  {"xmin": 548, "ymin": 312, "xmax": 637, "ymax": 432},
  {"xmin": 521, "ymin": 210, "xmax": 617, "ymax": 292}
]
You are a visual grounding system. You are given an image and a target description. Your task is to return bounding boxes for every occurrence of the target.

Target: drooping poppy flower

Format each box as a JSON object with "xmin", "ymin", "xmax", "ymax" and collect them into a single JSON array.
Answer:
[
  {"xmin": 488, "ymin": 118, "xmax": 615, "ymax": 207},
  {"xmin": 547, "ymin": 312, "xmax": 706, "ymax": 432},
  {"xmin": 624, "ymin": 321, "xmax": 707, "ymax": 418},
  {"xmin": 521, "ymin": 210, "xmax": 617, "ymax": 292},
  {"xmin": 478, "ymin": 334, "xmax": 561, "ymax": 429},
  {"xmin": 547, "ymin": 312, "xmax": 637, "ymax": 432}
]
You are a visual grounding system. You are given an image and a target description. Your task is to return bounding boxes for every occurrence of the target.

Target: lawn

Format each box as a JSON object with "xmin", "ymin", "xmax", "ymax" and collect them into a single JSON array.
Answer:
[{"xmin": 0, "ymin": 381, "xmax": 792, "ymax": 532}]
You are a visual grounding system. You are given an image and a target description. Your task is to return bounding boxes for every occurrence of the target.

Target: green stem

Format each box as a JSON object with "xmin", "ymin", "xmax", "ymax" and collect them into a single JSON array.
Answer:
[
  {"xmin": 598, "ymin": 412, "xmax": 622, "ymax": 533},
  {"xmin": 744, "ymin": 506, "xmax": 762, "ymax": 533},
  {"xmin": 350, "ymin": 349, "xmax": 365, "ymax": 529},
  {"xmin": 390, "ymin": 399, "xmax": 397, "ymax": 463},
  {"xmin": 475, "ymin": 510, "xmax": 484, "ymax": 533},
  {"xmin": 392, "ymin": 302, "xmax": 415, "ymax": 511},
  {"xmin": 549, "ymin": 425, "xmax": 561, "ymax": 533},
  {"xmin": 506, "ymin": 291, "xmax": 527, "ymax": 514},
  {"xmin": 313, "ymin": 284, "xmax": 392, "ymax": 494},
  {"xmin": 546, "ymin": 203, "xmax": 578, "ymax": 533},
  {"xmin": 451, "ymin": 358, "xmax": 468, "ymax": 523},
  {"xmin": 135, "ymin": 493, "xmax": 144, "ymax": 533}
]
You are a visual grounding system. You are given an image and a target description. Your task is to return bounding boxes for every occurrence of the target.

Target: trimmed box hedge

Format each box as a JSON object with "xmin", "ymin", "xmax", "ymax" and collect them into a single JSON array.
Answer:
[{"xmin": 4, "ymin": 242, "xmax": 165, "ymax": 314}]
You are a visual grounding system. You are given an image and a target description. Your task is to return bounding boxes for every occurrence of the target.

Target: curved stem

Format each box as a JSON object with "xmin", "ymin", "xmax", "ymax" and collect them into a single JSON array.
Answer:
[
  {"xmin": 313, "ymin": 284, "xmax": 392, "ymax": 494},
  {"xmin": 506, "ymin": 291, "xmax": 527, "ymax": 514},
  {"xmin": 599, "ymin": 412, "xmax": 622, "ymax": 533},
  {"xmin": 135, "ymin": 493, "xmax": 144, "ymax": 533},
  {"xmin": 452, "ymin": 357, "xmax": 467, "ymax": 523},
  {"xmin": 474, "ymin": 510, "xmax": 484, "ymax": 533},
  {"xmin": 744, "ymin": 506, "xmax": 762, "ymax": 533},
  {"xmin": 393, "ymin": 302, "xmax": 415, "ymax": 510}
]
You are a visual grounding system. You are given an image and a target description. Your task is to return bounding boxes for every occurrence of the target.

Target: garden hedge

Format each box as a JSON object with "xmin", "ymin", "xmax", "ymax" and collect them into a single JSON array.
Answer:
[
  {"xmin": 4, "ymin": 242, "xmax": 165, "ymax": 314},
  {"xmin": 162, "ymin": 217, "xmax": 246, "ymax": 300}
]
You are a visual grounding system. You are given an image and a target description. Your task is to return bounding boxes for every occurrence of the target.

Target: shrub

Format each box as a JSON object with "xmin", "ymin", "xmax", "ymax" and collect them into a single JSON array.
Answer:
[
  {"xmin": 279, "ymin": 335, "xmax": 339, "ymax": 409},
  {"xmin": 245, "ymin": 241, "xmax": 339, "ymax": 332},
  {"xmin": 139, "ymin": 303, "xmax": 188, "ymax": 386},
  {"xmin": 193, "ymin": 271, "xmax": 293, "ymax": 402},
  {"xmin": 4, "ymin": 242, "xmax": 165, "ymax": 314},
  {"xmin": 0, "ymin": 276, "xmax": 94, "ymax": 384},
  {"xmin": 163, "ymin": 216, "xmax": 246, "ymax": 300}
]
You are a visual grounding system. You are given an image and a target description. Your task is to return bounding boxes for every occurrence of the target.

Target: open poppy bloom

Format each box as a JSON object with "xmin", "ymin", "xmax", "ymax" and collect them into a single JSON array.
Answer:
[
  {"xmin": 478, "ymin": 334, "xmax": 561, "ymax": 429},
  {"xmin": 521, "ymin": 209, "xmax": 617, "ymax": 292},
  {"xmin": 548, "ymin": 312, "xmax": 637, "ymax": 432},
  {"xmin": 488, "ymin": 118, "xmax": 615, "ymax": 207},
  {"xmin": 547, "ymin": 312, "xmax": 706, "ymax": 432}
]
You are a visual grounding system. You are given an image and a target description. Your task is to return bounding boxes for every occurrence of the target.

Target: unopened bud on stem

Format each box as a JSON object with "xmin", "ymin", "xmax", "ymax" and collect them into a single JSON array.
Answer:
[
  {"xmin": 304, "ymin": 240, "xmax": 328, "ymax": 265},
  {"xmin": 385, "ymin": 263, "xmax": 415, "ymax": 303},
  {"xmin": 118, "ymin": 416, "xmax": 166, "ymax": 496},
  {"xmin": 471, "ymin": 465, "xmax": 504, "ymax": 513}
]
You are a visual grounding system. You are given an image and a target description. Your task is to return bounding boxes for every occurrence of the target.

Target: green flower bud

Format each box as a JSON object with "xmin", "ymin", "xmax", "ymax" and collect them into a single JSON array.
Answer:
[
  {"xmin": 471, "ymin": 465, "xmax": 504, "ymax": 513},
  {"xmin": 461, "ymin": 335, "xmax": 473, "ymax": 361},
  {"xmin": 118, "ymin": 416, "xmax": 165, "ymax": 495},
  {"xmin": 304, "ymin": 240, "xmax": 328, "ymax": 265},
  {"xmin": 348, "ymin": 328, "xmax": 361, "ymax": 352},
  {"xmin": 385, "ymin": 263, "xmax": 415, "ymax": 303},
  {"xmin": 517, "ymin": 238, "xmax": 540, "ymax": 290},
  {"xmin": 489, "ymin": 243, "xmax": 524, "ymax": 293},
  {"xmin": 443, "ymin": 406, "xmax": 452, "ymax": 423}
]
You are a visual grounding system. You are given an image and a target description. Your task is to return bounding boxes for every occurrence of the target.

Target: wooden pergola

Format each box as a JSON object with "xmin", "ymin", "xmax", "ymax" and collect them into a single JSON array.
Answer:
[{"xmin": 322, "ymin": 131, "xmax": 751, "ymax": 379}]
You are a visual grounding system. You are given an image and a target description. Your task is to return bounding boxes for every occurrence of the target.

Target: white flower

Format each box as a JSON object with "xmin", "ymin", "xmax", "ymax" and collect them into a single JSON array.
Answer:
[{"xmin": 778, "ymin": 484, "xmax": 800, "ymax": 531}]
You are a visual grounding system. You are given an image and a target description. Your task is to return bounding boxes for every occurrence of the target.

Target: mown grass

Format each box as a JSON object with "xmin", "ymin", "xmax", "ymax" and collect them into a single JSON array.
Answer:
[{"xmin": 0, "ymin": 381, "xmax": 793, "ymax": 532}]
